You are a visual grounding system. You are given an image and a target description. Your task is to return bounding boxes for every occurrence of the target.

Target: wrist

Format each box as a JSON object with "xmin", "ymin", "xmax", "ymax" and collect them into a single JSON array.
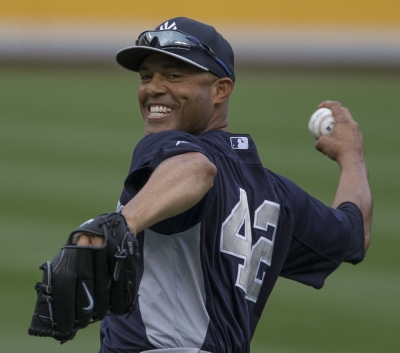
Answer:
[
  {"xmin": 337, "ymin": 152, "xmax": 366, "ymax": 171},
  {"xmin": 121, "ymin": 211, "xmax": 139, "ymax": 235}
]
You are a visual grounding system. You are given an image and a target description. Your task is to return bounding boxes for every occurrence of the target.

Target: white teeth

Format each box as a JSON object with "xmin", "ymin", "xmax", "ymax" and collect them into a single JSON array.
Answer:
[{"xmin": 150, "ymin": 105, "xmax": 172, "ymax": 113}]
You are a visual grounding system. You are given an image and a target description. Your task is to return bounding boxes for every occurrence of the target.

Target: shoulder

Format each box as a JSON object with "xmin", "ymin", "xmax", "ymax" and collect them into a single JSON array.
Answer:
[
  {"xmin": 263, "ymin": 169, "xmax": 305, "ymax": 207},
  {"xmin": 131, "ymin": 130, "xmax": 209, "ymax": 163},
  {"xmin": 125, "ymin": 131, "xmax": 212, "ymax": 193},
  {"xmin": 136, "ymin": 130, "xmax": 201, "ymax": 151}
]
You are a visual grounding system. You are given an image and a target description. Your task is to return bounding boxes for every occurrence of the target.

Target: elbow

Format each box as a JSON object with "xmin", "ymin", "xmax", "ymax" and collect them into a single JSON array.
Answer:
[
  {"xmin": 188, "ymin": 153, "xmax": 217, "ymax": 194},
  {"xmin": 363, "ymin": 230, "xmax": 371, "ymax": 256},
  {"xmin": 177, "ymin": 152, "xmax": 217, "ymax": 195},
  {"xmin": 363, "ymin": 205, "xmax": 373, "ymax": 256},
  {"xmin": 199, "ymin": 158, "xmax": 217, "ymax": 192}
]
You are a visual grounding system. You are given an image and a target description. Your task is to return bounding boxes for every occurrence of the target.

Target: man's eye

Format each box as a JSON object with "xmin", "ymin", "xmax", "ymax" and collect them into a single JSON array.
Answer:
[
  {"xmin": 140, "ymin": 75, "xmax": 151, "ymax": 82},
  {"xmin": 167, "ymin": 74, "xmax": 181, "ymax": 79}
]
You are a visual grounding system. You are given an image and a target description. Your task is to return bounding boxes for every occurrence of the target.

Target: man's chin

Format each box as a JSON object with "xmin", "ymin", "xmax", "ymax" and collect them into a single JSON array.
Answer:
[{"xmin": 144, "ymin": 124, "xmax": 173, "ymax": 136}]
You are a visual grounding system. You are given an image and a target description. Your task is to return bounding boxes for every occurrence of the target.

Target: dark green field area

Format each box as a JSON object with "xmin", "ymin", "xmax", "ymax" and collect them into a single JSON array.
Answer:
[{"xmin": 1, "ymin": 65, "xmax": 399, "ymax": 353}]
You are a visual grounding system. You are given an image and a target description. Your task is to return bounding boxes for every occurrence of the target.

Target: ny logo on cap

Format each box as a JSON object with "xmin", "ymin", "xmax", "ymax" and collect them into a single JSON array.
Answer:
[{"xmin": 159, "ymin": 21, "xmax": 177, "ymax": 30}]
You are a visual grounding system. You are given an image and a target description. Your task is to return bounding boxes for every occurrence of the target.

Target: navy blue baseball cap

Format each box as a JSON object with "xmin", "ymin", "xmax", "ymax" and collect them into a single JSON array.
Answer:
[{"xmin": 116, "ymin": 17, "xmax": 235, "ymax": 82}]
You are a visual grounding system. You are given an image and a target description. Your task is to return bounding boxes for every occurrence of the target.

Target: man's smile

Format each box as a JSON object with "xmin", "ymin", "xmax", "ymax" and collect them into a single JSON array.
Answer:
[{"xmin": 148, "ymin": 104, "xmax": 173, "ymax": 119}]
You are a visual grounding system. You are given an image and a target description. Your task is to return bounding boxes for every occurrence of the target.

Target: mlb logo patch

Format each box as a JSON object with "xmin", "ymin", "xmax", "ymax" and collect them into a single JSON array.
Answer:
[{"xmin": 230, "ymin": 137, "xmax": 249, "ymax": 149}]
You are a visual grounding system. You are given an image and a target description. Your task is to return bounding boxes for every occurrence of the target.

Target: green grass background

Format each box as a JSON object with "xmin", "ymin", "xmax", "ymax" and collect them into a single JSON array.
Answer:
[{"xmin": 1, "ymin": 64, "xmax": 399, "ymax": 352}]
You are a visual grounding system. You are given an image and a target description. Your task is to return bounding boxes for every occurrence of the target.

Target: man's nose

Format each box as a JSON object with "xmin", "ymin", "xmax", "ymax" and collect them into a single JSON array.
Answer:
[{"xmin": 145, "ymin": 74, "xmax": 167, "ymax": 97}]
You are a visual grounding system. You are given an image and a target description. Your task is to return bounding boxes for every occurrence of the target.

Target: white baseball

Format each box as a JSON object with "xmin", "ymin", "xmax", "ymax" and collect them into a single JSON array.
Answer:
[{"xmin": 308, "ymin": 108, "xmax": 334, "ymax": 139}]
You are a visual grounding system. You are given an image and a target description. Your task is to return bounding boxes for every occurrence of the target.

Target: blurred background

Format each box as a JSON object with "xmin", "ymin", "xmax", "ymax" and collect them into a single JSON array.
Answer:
[{"xmin": 1, "ymin": 1, "xmax": 399, "ymax": 352}]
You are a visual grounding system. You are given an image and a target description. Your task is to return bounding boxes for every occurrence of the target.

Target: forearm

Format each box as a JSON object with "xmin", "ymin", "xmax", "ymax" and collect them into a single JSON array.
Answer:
[
  {"xmin": 332, "ymin": 158, "xmax": 372, "ymax": 254},
  {"xmin": 121, "ymin": 152, "xmax": 217, "ymax": 235},
  {"xmin": 315, "ymin": 100, "xmax": 372, "ymax": 255}
]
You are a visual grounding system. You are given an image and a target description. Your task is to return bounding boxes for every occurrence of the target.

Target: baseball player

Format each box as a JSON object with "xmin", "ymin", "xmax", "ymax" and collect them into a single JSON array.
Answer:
[{"xmin": 31, "ymin": 16, "xmax": 372, "ymax": 353}]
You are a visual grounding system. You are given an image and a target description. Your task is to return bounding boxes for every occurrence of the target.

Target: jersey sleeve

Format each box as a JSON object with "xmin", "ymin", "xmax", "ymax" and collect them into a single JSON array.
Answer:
[
  {"xmin": 269, "ymin": 171, "xmax": 365, "ymax": 289},
  {"xmin": 124, "ymin": 130, "xmax": 210, "ymax": 195}
]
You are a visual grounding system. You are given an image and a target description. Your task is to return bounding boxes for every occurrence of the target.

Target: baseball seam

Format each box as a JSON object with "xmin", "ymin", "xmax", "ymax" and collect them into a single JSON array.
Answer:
[{"xmin": 317, "ymin": 116, "xmax": 332, "ymax": 137}]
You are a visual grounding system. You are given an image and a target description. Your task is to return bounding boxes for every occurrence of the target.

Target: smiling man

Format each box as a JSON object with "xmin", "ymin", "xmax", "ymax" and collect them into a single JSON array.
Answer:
[
  {"xmin": 137, "ymin": 53, "xmax": 230, "ymax": 136},
  {"xmin": 77, "ymin": 17, "xmax": 372, "ymax": 353}
]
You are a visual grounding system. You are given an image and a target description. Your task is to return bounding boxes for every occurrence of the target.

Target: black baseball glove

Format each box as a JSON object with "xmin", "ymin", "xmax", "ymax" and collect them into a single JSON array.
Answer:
[{"xmin": 28, "ymin": 212, "xmax": 139, "ymax": 343}]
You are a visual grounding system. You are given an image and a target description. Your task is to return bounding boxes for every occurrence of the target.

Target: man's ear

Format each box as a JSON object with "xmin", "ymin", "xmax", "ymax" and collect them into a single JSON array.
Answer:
[{"xmin": 213, "ymin": 78, "xmax": 233, "ymax": 104}]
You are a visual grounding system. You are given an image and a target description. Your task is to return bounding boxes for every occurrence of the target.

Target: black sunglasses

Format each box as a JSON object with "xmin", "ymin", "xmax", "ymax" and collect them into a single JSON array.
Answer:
[{"xmin": 136, "ymin": 30, "xmax": 233, "ymax": 79}]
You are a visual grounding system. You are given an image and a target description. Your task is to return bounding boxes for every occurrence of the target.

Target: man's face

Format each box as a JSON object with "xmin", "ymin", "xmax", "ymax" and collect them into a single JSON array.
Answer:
[{"xmin": 137, "ymin": 53, "xmax": 218, "ymax": 136}]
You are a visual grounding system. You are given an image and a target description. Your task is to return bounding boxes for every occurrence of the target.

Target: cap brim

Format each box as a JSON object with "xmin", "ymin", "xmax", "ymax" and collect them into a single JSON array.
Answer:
[{"xmin": 116, "ymin": 46, "xmax": 210, "ymax": 72}]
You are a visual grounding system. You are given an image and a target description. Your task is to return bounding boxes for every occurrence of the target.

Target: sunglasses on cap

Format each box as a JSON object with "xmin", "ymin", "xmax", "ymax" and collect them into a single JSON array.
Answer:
[{"xmin": 136, "ymin": 30, "xmax": 234, "ymax": 79}]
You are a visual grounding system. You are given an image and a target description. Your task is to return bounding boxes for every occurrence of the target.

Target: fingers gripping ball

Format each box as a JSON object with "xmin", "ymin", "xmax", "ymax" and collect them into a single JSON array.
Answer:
[
  {"xmin": 28, "ymin": 212, "xmax": 140, "ymax": 343},
  {"xmin": 308, "ymin": 108, "xmax": 335, "ymax": 139}
]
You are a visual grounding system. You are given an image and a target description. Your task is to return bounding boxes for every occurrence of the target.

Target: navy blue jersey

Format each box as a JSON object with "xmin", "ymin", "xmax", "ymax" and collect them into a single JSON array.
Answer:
[{"xmin": 100, "ymin": 130, "xmax": 364, "ymax": 353}]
